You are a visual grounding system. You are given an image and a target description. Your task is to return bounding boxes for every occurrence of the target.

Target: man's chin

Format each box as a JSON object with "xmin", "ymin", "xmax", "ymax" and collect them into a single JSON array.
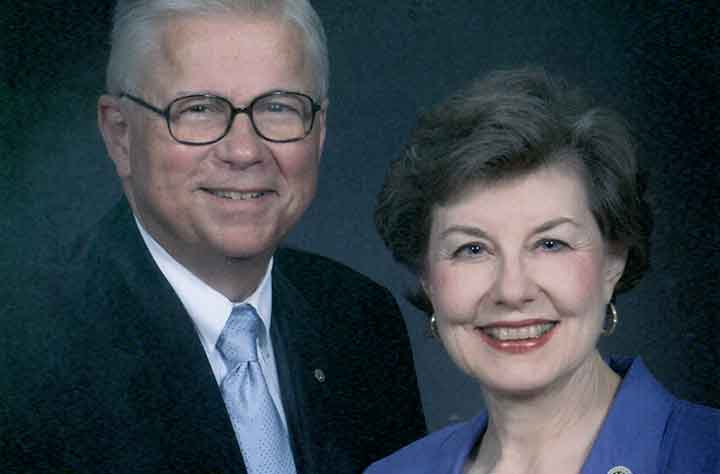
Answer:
[{"xmin": 213, "ymin": 238, "xmax": 280, "ymax": 263}]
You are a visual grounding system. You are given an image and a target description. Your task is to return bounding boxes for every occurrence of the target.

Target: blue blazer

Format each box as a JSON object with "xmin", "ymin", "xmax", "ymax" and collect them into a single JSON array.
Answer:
[
  {"xmin": 365, "ymin": 357, "xmax": 720, "ymax": 474},
  {"xmin": 1, "ymin": 201, "xmax": 426, "ymax": 473}
]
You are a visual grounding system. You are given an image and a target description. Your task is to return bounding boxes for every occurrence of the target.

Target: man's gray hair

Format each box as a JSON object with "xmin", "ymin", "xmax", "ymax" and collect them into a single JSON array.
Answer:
[{"xmin": 106, "ymin": 0, "xmax": 329, "ymax": 99}]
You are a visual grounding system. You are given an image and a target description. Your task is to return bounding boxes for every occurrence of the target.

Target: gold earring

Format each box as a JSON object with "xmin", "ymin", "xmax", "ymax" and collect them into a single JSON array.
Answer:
[
  {"xmin": 430, "ymin": 313, "xmax": 439, "ymax": 338},
  {"xmin": 603, "ymin": 302, "xmax": 618, "ymax": 335}
]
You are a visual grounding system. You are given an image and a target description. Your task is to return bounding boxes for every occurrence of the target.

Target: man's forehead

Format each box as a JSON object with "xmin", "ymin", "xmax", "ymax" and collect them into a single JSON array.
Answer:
[
  {"xmin": 161, "ymin": 14, "xmax": 300, "ymax": 62},
  {"xmin": 143, "ymin": 13, "xmax": 312, "ymax": 98}
]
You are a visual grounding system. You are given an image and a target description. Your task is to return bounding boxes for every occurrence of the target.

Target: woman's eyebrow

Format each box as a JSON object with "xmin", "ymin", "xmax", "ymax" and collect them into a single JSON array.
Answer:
[
  {"xmin": 532, "ymin": 217, "xmax": 579, "ymax": 234},
  {"xmin": 438, "ymin": 225, "xmax": 490, "ymax": 240}
]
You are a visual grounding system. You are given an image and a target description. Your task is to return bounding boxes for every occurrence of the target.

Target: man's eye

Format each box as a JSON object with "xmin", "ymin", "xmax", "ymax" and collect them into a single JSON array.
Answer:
[
  {"xmin": 175, "ymin": 100, "xmax": 225, "ymax": 117},
  {"xmin": 453, "ymin": 243, "xmax": 487, "ymax": 258},
  {"xmin": 175, "ymin": 105, "xmax": 208, "ymax": 116},
  {"xmin": 184, "ymin": 102, "xmax": 224, "ymax": 114},
  {"xmin": 537, "ymin": 239, "xmax": 568, "ymax": 252},
  {"xmin": 262, "ymin": 102, "xmax": 299, "ymax": 114}
]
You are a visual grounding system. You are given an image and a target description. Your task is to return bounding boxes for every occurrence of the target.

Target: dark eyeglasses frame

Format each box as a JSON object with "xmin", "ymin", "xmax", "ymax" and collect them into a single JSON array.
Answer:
[{"xmin": 119, "ymin": 90, "xmax": 322, "ymax": 145}]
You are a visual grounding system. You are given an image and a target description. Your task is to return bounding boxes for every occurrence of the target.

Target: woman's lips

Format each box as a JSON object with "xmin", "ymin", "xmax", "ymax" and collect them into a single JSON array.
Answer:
[{"xmin": 476, "ymin": 320, "xmax": 559, "ymax": 354}]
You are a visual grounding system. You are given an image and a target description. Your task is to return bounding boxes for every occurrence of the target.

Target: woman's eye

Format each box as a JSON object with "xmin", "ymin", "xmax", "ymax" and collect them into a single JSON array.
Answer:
[
  {"xmin": 537, "ymin": 239, "xmax": 568, "ymax": 252},
  {"xmin": 453, "ymin": 243, "xmax": 487, "ymax": 258}
]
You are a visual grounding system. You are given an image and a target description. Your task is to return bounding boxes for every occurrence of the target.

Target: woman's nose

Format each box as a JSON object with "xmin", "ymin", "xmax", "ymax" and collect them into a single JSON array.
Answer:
[{"xmin": 491, "ymin": 256, "xmax": 539, "ymax": 308}]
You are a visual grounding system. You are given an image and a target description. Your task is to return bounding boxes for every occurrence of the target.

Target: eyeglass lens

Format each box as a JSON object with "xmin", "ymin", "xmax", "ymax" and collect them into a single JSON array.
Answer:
[{"xmin": 168, "ymin": 93, "xmax": 313, "ymax": 143}]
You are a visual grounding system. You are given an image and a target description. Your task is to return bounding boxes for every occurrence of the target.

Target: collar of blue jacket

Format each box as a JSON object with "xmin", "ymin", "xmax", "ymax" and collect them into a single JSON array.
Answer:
[{"xmin": 365, "ymin": 356, "xmax": 720, "ymax": 474}]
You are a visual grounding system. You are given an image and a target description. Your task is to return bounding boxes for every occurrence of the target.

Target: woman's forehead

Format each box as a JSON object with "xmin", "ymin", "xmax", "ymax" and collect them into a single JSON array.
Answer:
[{"xmin": 430, "ymin": 165, "xmax": 595, "ymax": 235}]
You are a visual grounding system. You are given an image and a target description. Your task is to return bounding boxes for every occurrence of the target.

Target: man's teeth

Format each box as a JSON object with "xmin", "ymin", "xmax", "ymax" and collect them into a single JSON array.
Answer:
[
  {"xmin": 482, "ymin": 323, "xmax": 555, "ymax": 341},
  {"xmin": 210, "ymin": 190, "xmax": 265, "ymax": 200}
]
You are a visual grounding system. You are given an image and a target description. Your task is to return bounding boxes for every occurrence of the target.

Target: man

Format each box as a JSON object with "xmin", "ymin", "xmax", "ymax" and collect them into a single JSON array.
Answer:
[{"xmin": 0, "ymin": 1, "xmax": 425, "ymax": 472}]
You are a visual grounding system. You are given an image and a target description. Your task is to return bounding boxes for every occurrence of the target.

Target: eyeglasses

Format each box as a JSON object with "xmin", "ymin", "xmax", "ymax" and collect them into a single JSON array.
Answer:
[{"xmin": 120, "ymin": 90, "xmax": 322, "ymax": 145}]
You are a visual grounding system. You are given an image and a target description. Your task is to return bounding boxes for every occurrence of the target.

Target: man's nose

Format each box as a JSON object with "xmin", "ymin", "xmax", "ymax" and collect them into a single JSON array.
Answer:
[
  {"xmin": 491, "ymin": 255, "xmax": 539, "ymax": 308},
  {"xmin": 215, "ymin": 113, "xmax": 266, "ymax": 167}
]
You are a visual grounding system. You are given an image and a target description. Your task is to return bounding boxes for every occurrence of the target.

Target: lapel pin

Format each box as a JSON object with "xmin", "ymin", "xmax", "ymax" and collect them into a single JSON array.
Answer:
[
  {"xmin": 607, "ymin": 466, "xmax": 632, "ymax": 474},
  {"xmin": 313, "ymin": 368, "xmax": 326, "ymax": 383}
]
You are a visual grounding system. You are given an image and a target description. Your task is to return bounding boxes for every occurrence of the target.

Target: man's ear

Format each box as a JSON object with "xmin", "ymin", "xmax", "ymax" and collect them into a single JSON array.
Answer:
[
  {"xmin": 604, "ymin": 242, "xmax": 628, "ymax": 299},
  {"xmin": 315, "ymin": 99, "xmax": 329, "ymax": 161},
  {"xmin": 98, "ymin": 95, "xmax": 132, "ymax": 178}
]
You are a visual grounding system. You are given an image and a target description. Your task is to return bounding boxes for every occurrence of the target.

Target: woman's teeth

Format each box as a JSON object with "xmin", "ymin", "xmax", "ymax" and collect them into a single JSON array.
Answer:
[{"xmin": 481, "ymin": 322, "xmax": 555, "ymax": 341}]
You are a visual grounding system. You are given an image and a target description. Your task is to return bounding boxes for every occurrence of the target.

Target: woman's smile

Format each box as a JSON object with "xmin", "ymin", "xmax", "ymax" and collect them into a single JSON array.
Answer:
[{"xmin": 475, "ymin": 320, "xmax": 560, "ymax": 354}]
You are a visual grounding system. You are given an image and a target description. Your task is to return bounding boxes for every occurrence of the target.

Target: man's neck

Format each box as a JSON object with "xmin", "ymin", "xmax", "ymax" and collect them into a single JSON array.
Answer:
[
  {"xmin": 184, "ymin": 253, "xmax": 271, "ymax": 303},
  {"xmin": 134, "ymin": 216, "xmax": 272, "ymax": 302}
]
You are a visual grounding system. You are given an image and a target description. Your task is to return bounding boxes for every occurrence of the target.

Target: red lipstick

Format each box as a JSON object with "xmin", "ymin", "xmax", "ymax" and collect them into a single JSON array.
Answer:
[{"xmin": 476, "ymin": 319, "xmax": 558, "ymax": 354}]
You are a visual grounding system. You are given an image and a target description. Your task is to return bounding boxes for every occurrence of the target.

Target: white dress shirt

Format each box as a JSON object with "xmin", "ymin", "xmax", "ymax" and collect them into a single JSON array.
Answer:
[{"xmin": 135, "ymin": 218, "xmax": 288, "ymax": 427}]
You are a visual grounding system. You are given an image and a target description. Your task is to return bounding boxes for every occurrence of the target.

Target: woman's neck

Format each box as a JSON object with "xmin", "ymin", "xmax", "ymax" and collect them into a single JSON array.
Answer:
[{"xmin": 468, "ymin": 352, "xmax": 620, "ymax": 474}]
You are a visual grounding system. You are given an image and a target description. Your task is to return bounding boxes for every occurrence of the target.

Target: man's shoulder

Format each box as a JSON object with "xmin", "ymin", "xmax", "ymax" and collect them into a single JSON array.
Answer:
[
  {"xmin": 272, "ymin": 247, "xmax": 405, "ymax": 330},
  {"xmin": 274, "ymin": 247, "xmax": 392, "ymax": 297},
  {"xmin": 65, "ymin": 200, "xmax": 139, "ymax": 263},
  {"xmin": 17, "ymin": 200, "xmax": 138, "ymax": 277},
  {"xmin": 7, "ymin": 201, "xmax": 159, "ymax": 327}
]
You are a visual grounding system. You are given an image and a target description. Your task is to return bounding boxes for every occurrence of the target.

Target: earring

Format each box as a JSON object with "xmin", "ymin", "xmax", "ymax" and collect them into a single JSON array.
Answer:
[
  {"xmin": 602, "ymin": 302, "xmax": 618, "ymax": 335},
  {"xmin": 429, "ymin": 314, "xmax": 439, "ymax": 339}
]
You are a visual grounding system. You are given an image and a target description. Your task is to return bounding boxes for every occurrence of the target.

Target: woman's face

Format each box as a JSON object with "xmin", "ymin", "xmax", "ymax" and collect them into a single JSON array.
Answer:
[{"xmin": 422, "ymin": 165, "xmax": 626, "ymax": 397}]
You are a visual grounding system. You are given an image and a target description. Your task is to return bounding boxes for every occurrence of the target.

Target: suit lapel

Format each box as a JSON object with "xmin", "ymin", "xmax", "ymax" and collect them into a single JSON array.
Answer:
[
  {"xmin": 90, "ymin": 202, "xmax": 248, "ymax": 472},
  {"xmin": 271, "ymin": 266, "xmax": 334, "ymax": 474}
]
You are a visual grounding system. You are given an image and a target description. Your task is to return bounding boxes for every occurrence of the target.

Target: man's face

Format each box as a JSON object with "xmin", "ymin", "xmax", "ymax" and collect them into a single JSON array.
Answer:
[{"xmin": 101, "ymin": 15, "xmax": 326, "ymax": 276}]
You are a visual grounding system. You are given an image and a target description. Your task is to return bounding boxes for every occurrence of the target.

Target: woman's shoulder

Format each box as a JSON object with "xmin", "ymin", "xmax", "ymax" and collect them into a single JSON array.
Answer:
[
  {"xmin": 364, "ymin": 414, "xmax": 487, "ymax": 474},
  {"xmin": 616, "ymin": 356, "xmax": 720, "ymax": 470},
  {"xmin": 585, "ymin": 356, "xmax": 718, "ymax": 472},
  {"xmin": 661, "ymin": 398, "xmax": 720, "ymax": 472},
  {"xmin": 670, "ymin": 397, "xmax": 720, "ymax": 429}
]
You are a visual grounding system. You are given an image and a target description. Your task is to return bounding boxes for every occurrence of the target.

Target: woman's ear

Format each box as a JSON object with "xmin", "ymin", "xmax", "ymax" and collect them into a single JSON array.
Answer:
[
  {"xmin": 419, "ymin": 275, "xmax": 432, "ymax": 299},
  {"xmin": 414, "ymin": 275, "xmax": 436, "ymax": 316},
  {"xmin": 98, "ymin": 94, "xmax": 132, "ymax": 178},
  {"xmin": 603, "ymin": 243, "xmax": 628, "ymax": 299}
]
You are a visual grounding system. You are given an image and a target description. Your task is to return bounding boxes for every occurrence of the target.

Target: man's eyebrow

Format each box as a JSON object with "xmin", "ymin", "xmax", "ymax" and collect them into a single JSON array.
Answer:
[{"xmin": 174, "ymin": 89, "xmax": 221, "ymax": 98}]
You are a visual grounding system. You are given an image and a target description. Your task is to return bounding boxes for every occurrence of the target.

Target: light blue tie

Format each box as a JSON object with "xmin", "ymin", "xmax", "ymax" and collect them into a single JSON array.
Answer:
[{"xmin": 216, "ymin": 303, "xmax": 296, "ymax": 474}]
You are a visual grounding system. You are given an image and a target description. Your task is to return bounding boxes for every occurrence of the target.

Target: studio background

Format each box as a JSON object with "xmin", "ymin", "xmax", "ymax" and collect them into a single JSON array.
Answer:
[{"xmin": 2, "ymin": 0, "xmax": 718, "ymax": 431}]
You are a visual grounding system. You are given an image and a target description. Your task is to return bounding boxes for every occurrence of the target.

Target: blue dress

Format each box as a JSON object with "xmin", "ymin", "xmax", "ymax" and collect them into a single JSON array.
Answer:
[{"xmin": 365, "ymin": 358, "xmax": 720, "ymax": 473}]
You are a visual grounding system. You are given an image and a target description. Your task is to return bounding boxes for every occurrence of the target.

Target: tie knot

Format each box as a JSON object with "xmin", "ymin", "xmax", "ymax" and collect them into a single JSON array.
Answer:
[{"xmin": 216, "ymin": 303, "xmax": 262, "ymax": 368}]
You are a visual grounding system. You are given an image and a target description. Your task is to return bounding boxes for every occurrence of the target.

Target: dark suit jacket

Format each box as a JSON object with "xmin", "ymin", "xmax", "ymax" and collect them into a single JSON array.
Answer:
[{"xmin": 1, "ymin": 201, "xmax": 426, "ymax": 473}]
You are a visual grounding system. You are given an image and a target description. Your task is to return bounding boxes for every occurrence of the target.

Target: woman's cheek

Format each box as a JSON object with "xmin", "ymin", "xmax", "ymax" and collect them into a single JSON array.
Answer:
[
  {"xmin": 429, "ymin": 262, "xmax": 492, "ymax": 324},
  {"xmin": 561, "ymin": 252, "xmax": 604, "ymax": 297},
  {"xmin": 541, "ymin": 251, "xmax": 606, "ymax": 321}
]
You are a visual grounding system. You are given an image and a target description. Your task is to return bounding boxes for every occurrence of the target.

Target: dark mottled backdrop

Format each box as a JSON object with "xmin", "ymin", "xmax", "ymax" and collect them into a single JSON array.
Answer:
[{"xmin": 2, "ymin": 0, "xmax": 718, "ymax": 430}]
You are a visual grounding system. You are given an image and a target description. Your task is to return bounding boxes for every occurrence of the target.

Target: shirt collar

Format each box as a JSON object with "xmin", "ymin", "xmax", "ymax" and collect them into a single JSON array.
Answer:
[{"xmin": 134, "ymin": 217, "xmax": 274, "ymax": 350}]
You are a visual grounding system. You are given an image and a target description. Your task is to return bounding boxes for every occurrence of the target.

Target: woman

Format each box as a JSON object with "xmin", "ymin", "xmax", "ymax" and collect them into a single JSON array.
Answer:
[{"xmin": 366, "ymin": 68, "xmax": 719, "ymax": 473}]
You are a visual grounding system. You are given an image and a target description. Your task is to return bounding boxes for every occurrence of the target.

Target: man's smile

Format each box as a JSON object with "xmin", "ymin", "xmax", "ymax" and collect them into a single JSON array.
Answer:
[{"xmin": 204, "ymin": 189, "xmax": 269, "ymax": 200}]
